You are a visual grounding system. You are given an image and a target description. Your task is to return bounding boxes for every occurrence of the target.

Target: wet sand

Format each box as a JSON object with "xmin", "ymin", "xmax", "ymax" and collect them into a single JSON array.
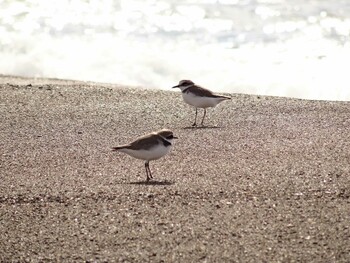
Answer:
[{"xmin": 1, "ymin": 75, "xmax": 350, "ymax": 262}]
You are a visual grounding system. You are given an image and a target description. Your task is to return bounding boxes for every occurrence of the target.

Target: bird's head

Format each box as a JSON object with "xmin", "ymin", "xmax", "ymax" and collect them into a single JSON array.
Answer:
[
  {"xmin": 157, "ymin": 129, "xmax": 178, "ymax": 144},
  {"xmin": 172, "ymin": 80, "xmax": 195, "ymax": 91}
]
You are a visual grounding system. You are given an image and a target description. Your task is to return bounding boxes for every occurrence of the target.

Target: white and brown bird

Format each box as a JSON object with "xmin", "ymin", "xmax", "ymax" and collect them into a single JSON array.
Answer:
[
  {"xmin": 172, "ymin": 80, "xmax": 231, "ymax": 126},
  {"xmin": 112, "ymin": 129, "xmax": 177, "ymax": 181}
]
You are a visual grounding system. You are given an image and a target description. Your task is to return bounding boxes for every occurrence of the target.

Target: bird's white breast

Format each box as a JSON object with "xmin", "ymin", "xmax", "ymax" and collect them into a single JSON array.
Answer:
[
  {"xmin": 119, "ymin": 144, "xmax": 172, "ymax": 161},
  {"xmin": 182, "ymin": 92, "xmax": 223, "ymax": 108}
]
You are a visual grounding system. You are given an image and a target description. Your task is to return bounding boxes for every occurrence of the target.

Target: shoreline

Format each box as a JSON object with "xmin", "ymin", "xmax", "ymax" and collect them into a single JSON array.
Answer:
[
  {"xmin": 1, "ymin": 74, "xmax": 349, "ymax": 262},
  {"xmin": 2, "ymin": 73, "xmax": 349, "ymax": 102}
]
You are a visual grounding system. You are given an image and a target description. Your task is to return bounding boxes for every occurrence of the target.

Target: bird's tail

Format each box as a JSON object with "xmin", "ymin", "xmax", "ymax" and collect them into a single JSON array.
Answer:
[
  {"xmin": 218, "ymin": 95, "xmax": 231, "ymax": 100},
  {"xmin": 111, "ymin": 145, "xmax": 127, "ymax": 151}
]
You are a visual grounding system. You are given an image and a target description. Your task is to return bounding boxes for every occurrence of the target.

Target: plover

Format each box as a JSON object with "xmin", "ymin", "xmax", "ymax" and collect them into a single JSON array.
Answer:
[
  {"xmin": 112, "ymin": 129, "xmax": 178, "ymax": 181},
  {"xmin": 172, "ymin": 80, "xmax": 231, "ymax": 126}
]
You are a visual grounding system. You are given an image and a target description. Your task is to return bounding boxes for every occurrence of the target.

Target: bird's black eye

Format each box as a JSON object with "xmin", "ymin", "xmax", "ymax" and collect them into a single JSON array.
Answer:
[{"xmin": 166, "ymin": 135, "xmax": 174, "ymax": 139}]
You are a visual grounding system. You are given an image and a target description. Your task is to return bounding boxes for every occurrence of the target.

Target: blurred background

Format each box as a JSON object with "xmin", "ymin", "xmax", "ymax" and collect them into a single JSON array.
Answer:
[{"xmin": 0, "ymin": 0, "xmax": 349, "ymax": 100}]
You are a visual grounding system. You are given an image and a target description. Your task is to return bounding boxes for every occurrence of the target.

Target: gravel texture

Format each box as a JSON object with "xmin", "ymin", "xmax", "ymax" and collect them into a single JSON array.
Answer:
[{"xmin": 1, "ymin": 75, "xmax": 350, "ymax": 262}]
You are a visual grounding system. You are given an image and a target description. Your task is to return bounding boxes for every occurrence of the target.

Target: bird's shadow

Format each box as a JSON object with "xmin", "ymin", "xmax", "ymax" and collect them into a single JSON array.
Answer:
[
  {"xmin": 182, "ymin": 125, "xmax": 222, "ymax": 130},
  {"xmin": 125, "ymin": 180, "xmax": 175, "ymax": 186}
]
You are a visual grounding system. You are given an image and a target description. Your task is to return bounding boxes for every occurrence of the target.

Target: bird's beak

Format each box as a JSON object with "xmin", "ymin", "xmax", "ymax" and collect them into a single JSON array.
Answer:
[
  {"xmin": 172, "ymin": 85, "xmax": 179, "ymax": 89},
  {"xmin": 173, "ymin": 136, "xmax": 178, "ymax": 139}
]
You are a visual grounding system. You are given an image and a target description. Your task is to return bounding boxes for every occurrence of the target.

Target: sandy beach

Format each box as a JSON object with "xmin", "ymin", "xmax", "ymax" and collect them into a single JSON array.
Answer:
[{"xmin": 1, "ymin": 75, "xmax": 350, "ymax": 262}]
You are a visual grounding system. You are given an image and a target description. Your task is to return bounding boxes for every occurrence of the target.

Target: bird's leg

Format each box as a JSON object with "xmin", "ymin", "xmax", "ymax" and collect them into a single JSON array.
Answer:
[
  {"xmin": 201, "ymin": 108, "xmax": 207, "ymax": 126},
  {"xmin": 192, "ymin": 108, "xmax": 198, "ymax": 127},
  {"xmin": 145, "ymin": 161, "xmax": 151, "ymax": 181},
  {"xmin": 145, "ymin": 161, "xmax": 153, "ymax": 181},
  {"xmin": 148, "ymin": 162, "xmax": 153, "ymax": 179}
]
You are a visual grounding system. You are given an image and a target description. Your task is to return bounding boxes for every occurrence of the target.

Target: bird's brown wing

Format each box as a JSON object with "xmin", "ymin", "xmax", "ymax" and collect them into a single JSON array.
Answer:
[
  {"xmin": 184, "ymin": 85, "xmax": 214, "ymax": 97},
  {"xmin": 185, "ymin": 85, "xmax": 231, "ymax": 99},
  {"xmin": 127, "ymin": 134, "xmax": 163, "ymax": 150},
  {"xmin": 186, "ymin": 85, "xmax": 231, "ymax": 100}
]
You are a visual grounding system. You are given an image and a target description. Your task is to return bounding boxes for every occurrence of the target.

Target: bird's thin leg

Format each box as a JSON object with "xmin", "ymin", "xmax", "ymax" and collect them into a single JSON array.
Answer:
[
  {"xmin": 145, "ymin": 161, "xmax": 151, "ymax": 181},
  {"xmin": 145, "ymin": 161, "xmax": 153, "ymax": 180},
  {"xmin": 148, "ymin": 162, "xmax": 153, "ymax": 179},
  {"xmin": 201, "ymin": 108, "xmax": 207, "ymax": 126},
  {"xmin": 192, "ymin": 108, "xmax": 198, "ymax": 126}
]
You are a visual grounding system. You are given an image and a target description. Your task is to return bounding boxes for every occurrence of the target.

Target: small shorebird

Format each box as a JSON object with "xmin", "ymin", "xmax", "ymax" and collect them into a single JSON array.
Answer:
[
  {"xmin": 172, "ymin": 80, "xmax": 231, "ymax": 126},
  {"xmin": 112, "ymin": 129, "xmax": 178, "ymax": 181}
]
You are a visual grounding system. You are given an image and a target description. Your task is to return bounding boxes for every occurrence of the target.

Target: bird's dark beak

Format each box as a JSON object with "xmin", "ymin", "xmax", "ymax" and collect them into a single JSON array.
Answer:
[
  {"xmin": 173, "ymin": 136, "xmax": 178, "ymax": 139},
  {"xmin": 172, "ymin": 85, "xmax": 179, "ymax": 89}
]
